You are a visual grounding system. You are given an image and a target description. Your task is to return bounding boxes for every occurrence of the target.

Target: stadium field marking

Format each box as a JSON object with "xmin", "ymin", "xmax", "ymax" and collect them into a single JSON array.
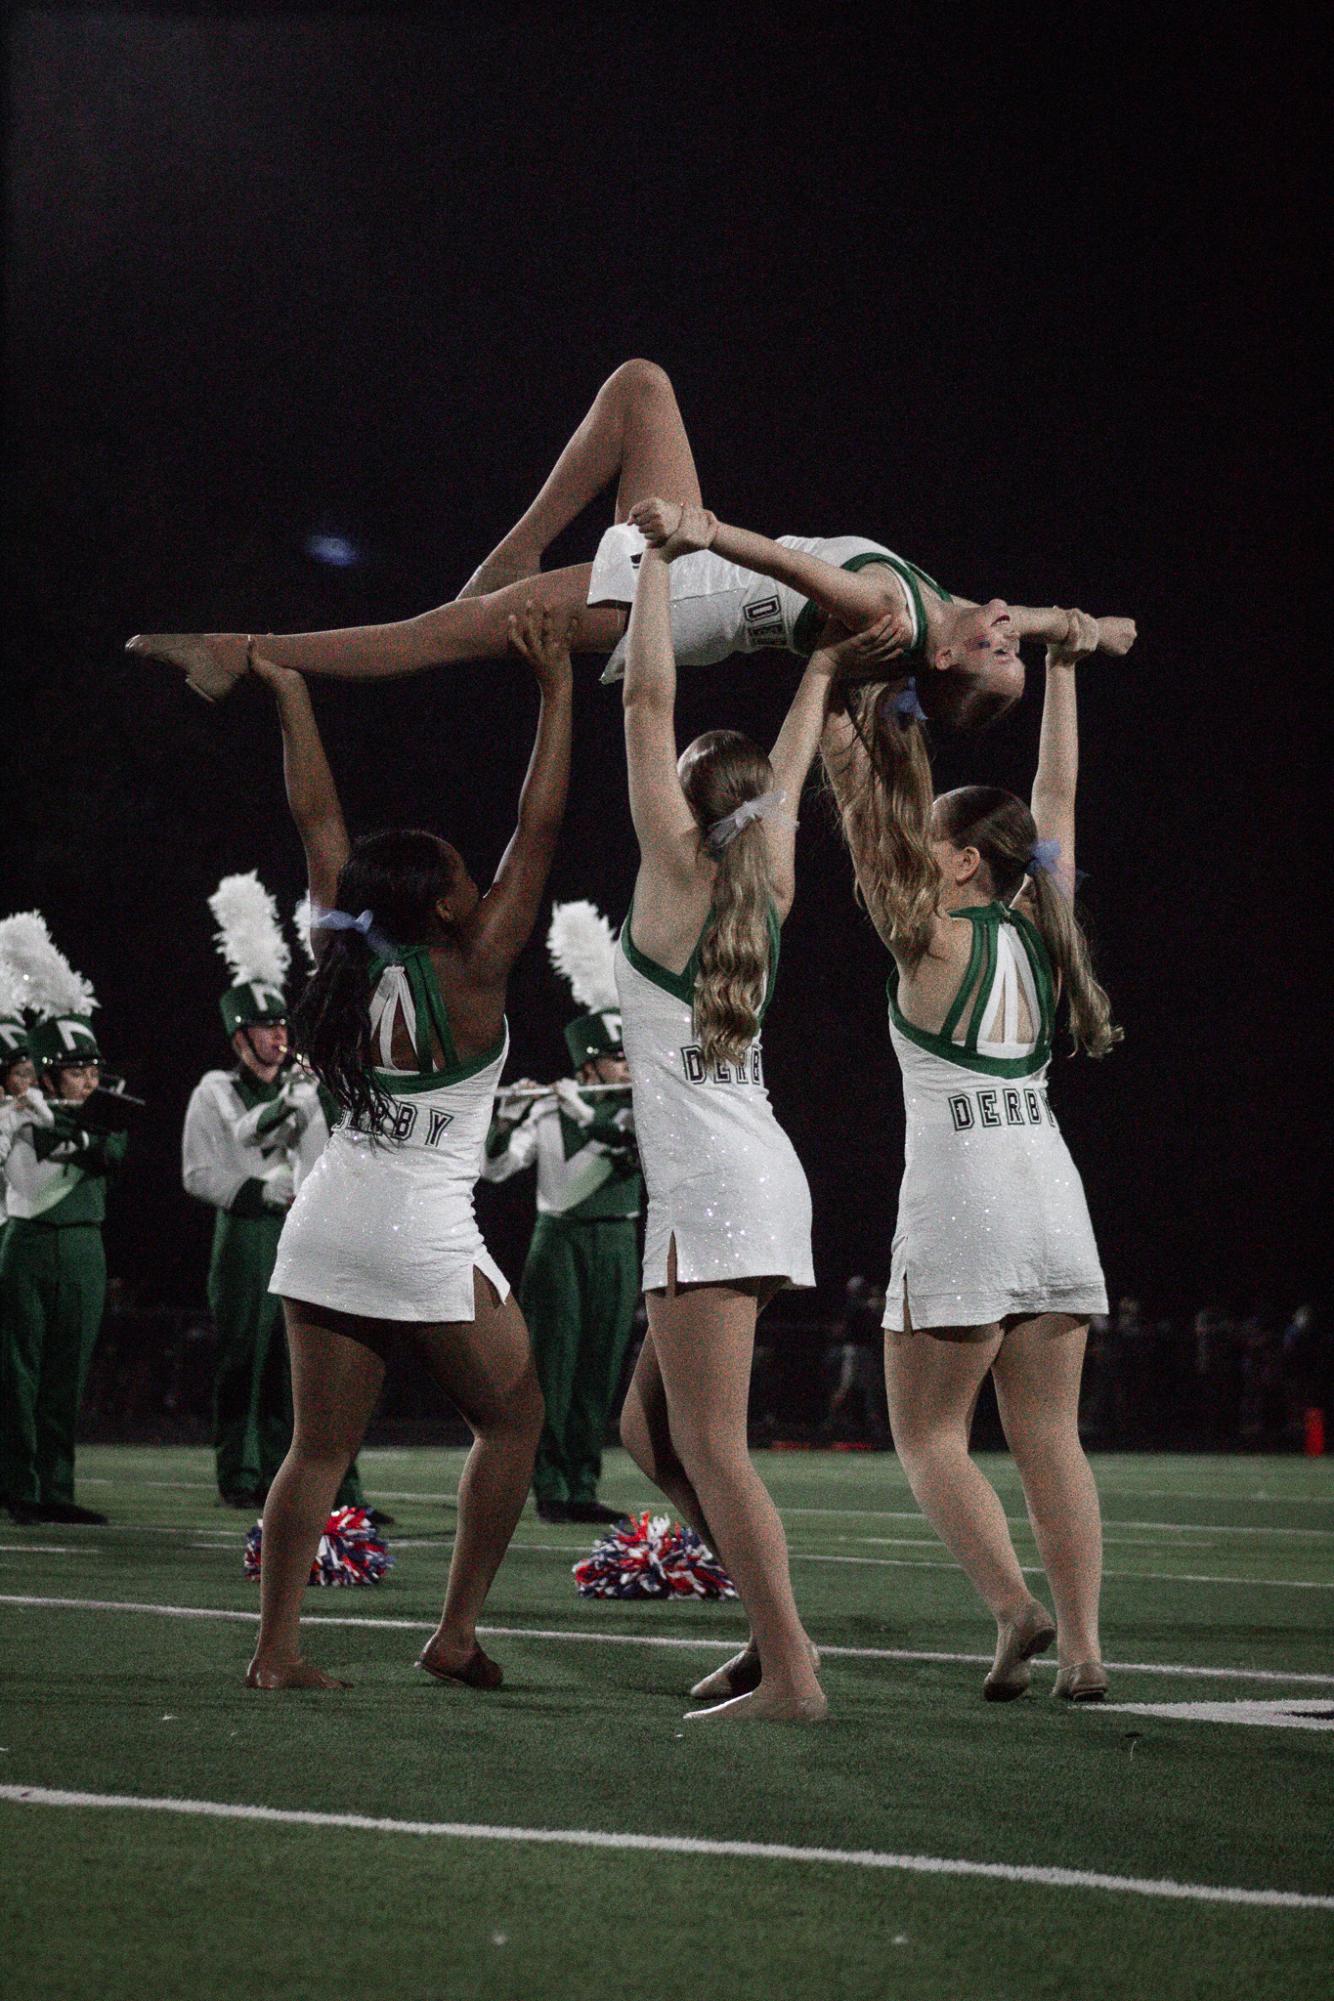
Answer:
[
  {"xmin": 506, "ymin": 1538, "xmax": 1334, "ymax": 1589},
  {"xmin": 774, "ymin": 1551, "xmax": 1334, "ymax": 1590},
  {"xmin": 16, "ymin": 1520, "xmax": 1328, "ymax": 1588},
  {"xmin": 0, "ymin": 1545, "xmax": 75, "ymax": 1555},
  {"xmin": 4, "ymin": 1593, "xmax": 1333, "ymax": 1686},
  {"xmin": 580, "ymin": 1545, "xmax": 1333, "ymax": 1591},
  {"xmin": 783, "ymin": 1508, "xmax": 1334, "ymax": 1540},
  {"xmin": 1, "ymin": 1785, "xmax": 1328, "ymax": 1911},
  {"xmin": 1101, "ymin": 1699, "xmax": 1334, "ymax": 1733},
  {"xmin": 76, "ymin": 1477, "xmax": 1334, "ymax": 1533}
]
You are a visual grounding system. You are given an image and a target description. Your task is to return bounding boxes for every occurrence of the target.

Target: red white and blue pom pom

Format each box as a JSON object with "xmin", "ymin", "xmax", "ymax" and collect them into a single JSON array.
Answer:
[
  {"xmin": 572, "ymin": 1509, "xmax": 736, "ymax": 1599},
  {"xmin": 244, "ymin": 1505, "xmax": 393, "ymax": 1587}
]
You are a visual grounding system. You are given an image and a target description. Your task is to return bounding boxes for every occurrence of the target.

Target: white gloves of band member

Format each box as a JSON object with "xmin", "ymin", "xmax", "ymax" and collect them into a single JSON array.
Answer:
[
  {"xmin": 0, "ymin": 1089, "xmax": 56, "ymax": 1165},
  {"xmin": 282, "ymin": 1073, "xmax": 322, "ymax": 1120},
  {"xmin": 554, "ymin": 1077, "xmax": 597, "ymax": 1128},
  {"xmin": 259, "ymin": 1161, "xmax": 296, "ymax": 1209}
]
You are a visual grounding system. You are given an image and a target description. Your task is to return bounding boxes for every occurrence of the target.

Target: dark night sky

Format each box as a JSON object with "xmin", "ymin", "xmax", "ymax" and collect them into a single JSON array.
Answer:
[{"xmin": 3, "ymin": 5, "xmax": 1322, "ymax": 1320}]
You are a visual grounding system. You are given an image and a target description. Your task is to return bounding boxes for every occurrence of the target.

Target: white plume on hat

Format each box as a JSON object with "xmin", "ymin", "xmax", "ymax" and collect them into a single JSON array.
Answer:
[
  {"xmin": 546, "ymin": 901, "xmax": 618, "ymax": 1011},
  {"xmin": 0, "ymin": 944, "xmax": 25, "ymax": 1021},
  {"xmin": 0, "ymin": 912, "xmax": 98, "ymax": 1022},
  {"xmin": 292, "ymin": 893, "xmax": 319, "ymax": 974},
  {"xmin": 208, "ymin": 873, "xmax": 291, "ymax": 987}
]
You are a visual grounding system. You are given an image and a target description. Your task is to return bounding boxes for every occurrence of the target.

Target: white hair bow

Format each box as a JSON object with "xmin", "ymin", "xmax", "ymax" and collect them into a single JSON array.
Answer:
[{"xmin": 705, "ymin": 788, "xmax": 796, "ymax": 857}]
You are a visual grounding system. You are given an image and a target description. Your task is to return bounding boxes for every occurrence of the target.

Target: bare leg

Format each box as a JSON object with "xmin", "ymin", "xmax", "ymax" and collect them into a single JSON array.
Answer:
[
  {"xmin": 247, "ymin": 1304, "xmax": 387, "ymax": 1688},
  {"xmin": 992, "ymin": 1315, "xmax": 1103, "ymax": 1668},
  {"xmin": 884, "ymin": 1315, "xmax": 1034, "ymax": 1622},
  {"xmin": 618, "ymin": 1326, "xmax": 717, "ymax": 1546},
  {"xmin": 127, "ymin": 565, "xmax": 626, "ymax": 697},
  {"xmin": 411, "ymin": 1273, "xmax": 544, "ymax": 1678},
  {"xmin": 621, "ymin": 1323, "xmax": 778, "ymax": 1703},
  {"xmin": 647, "ymin": 1267, "xmax": 823, "ymax": 1720},
  {"xmin": 458, "ymin": 358, "xmax": 702, "ymax": 596},
  {"xmin": 129, "ymin": 359, "xmax": 697, "ymax": 695}
]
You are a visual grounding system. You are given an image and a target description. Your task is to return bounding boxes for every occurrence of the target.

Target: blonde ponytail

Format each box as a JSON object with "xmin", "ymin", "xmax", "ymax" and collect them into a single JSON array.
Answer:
[
  {"xmin": 822, "ymin": 683, "xmax": 939, "ymax": 968},
  {"xmin": 1023, "ymin": 867, "xmax": 1123, "ymax": 1058},
  {"xmin": 694, "ymin": 819, "xmax": 771, "ymax": 1066},
  {"xmin": 935, "ymin": 787, "xmax": 1123, "ymax": 1060},
  {"xmin": 678, "ymin": 730, "xmax": 776, "ymax": 1069}
]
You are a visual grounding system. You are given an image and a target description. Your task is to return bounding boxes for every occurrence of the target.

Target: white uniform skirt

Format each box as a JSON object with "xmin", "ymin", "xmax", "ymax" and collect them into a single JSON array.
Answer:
[
  {"xmin": 590, "ymin": 525, "xmax": 895, "ymax": 681},
  {"xmin": 615, "ymin": 939, "xmax": 814, "ymax": 1292},
  {"xmin": 885, "ymin": 1101, "xmax": 1107, "ymax": 1331},
  {"xmin": 270, "ymin": 1122, "xmax": 510, "ymax": 1323}
]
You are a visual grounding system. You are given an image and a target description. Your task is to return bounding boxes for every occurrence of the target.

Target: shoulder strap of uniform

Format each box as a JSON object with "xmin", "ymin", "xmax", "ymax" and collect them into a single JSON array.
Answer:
[{"xmin": 939, "ymin": 910, "xmax": 989, "ymax": 1046}]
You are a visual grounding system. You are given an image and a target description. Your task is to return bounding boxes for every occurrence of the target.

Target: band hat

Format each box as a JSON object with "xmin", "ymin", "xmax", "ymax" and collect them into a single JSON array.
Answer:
[
  {"xmin": 29, "ymin": 1014, "xmax": 102, "ymax": 1068},
  {"xmin": 220, "ymin": 981, "xmax": 289, "ymax": 1036},
  {"xmin": 565, "ymin": 1009, "xmax": 625, "ymax": 1070},
  {"xmin": 547, "ymin": 900, "xmax": 623, "ymax": 1070},
  {"xmin": 0, "ymin": 912, "xmax": 102, "ymax": 1069},
  {"xmin": 209, "ymin": 872, "xmax": 291, "ymax": 1036},
  {"xmin": 0, "ymin": 1016, "xmax": 31, "ymax": 1062}
]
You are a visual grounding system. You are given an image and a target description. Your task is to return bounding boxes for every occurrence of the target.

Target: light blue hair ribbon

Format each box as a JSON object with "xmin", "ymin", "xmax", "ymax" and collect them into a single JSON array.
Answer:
[
  {"xmin": 310, "ymin": 906, "xmax": 399, "ymax": 960},
  {"xmin": 312, "ymin": 908, "xmax": 376, "ymax": 937},
  {"xmin": 1025, "ymin": 840, "xmax": 1063, "ymax": 877},
  {"xmin": 1023, "ymin": 839, "xmax": 1088, "ymax": 893},
  {"xmin": 881, "ymin": 677, "xmax": 927, "ymax": 726}
]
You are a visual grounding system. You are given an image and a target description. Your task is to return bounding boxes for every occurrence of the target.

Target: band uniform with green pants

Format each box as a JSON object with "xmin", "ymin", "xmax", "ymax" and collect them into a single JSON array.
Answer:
[
  {"xmin": 0, "ymin": 1009, "xmax": 123, "ymax": 1524},
  {"xmin": 183, "ymin": 972, "xmax": 366, "ymax": 1511},
  {"xmin": 483, "ymin": 1005, "xmax": 641, "ymax": 1525}
]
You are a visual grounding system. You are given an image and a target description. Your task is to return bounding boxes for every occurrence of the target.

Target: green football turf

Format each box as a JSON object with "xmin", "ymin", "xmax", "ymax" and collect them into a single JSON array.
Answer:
[{"xmin": 3, "ymin": 1446, "xmax": 1332, "ymax": 2000}]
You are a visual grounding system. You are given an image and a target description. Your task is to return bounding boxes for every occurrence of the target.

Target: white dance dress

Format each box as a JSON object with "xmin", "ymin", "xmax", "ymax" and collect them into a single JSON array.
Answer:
[
  {"xmin": 589, "ymin": 525, "xmax": 952, "ymax": 680},
  {"xmin": 614, "ymin": 904, "xmax": 814, "ymax": 1291},
  {"xmin": 270, "ymin": 946, "xmax": 510, "ymax": 1322},
  {"xmin": 885, "ymin": 902, "xmax": 1107, "ymax": 1331}
]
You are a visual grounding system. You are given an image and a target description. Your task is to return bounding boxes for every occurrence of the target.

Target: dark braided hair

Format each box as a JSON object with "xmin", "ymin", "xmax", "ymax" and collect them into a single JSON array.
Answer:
[{"xmin": 291, "ymin": 830, "xmax": 463, "ymax": 1131}]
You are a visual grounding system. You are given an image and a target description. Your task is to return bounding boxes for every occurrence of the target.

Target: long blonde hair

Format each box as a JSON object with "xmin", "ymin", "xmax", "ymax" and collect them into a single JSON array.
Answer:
[
  {"xmin": 935, "ymin": 787, "xmax": 1123, "ymax": 1058},
  {"xmin": 821, "ymin": 682, "xmax": 940, "ymax": 969},
  {"xmin": 679, "ymin": 730, "xmax": 774, "ymax": 1068}
]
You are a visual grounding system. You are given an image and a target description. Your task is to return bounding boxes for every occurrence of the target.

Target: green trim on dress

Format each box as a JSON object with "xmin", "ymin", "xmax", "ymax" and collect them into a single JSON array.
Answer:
[
  {"xmin": 621, "ymin": 902, "xmax": 781, "ymax": 1025},
  {"xmin": 887, "ymin": 902, "xmax": 1056, "ymax": 1080},
  {"xmin": 792, "ymin": 549, "xmax": 953, "ymax": 658},
  {"xmin": 366, "ymin": 943, "xmax": 502, "ymax": 1096}
]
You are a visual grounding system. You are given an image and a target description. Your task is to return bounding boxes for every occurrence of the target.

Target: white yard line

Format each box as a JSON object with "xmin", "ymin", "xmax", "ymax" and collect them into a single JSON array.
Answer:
[
  {"xmin": 18, "ymin": 1518, "xmax": 1328, "ymax": 1587},
  {"xmin": 3, "ymin": 1593, "xmax": 1332, "ymax": 1687},
  {"xmin": 0, "ymin": 1785, "xmax": 1327, "ymax": 1911},
  {"xmin": 1101, "ymin": 1700, "xmax": 1334, "ymax": 1733},
  {"xmin": 76, "ymin": 1477, "xmax": 1334, "ymax": 1535},
  {"xmin": 504, "ymin": 1539, "xmax": 1334, "ymax": 1587},
  {"xmin": 783, "ymin": 1507, "xmax": 1334, "ymax": 1540}
]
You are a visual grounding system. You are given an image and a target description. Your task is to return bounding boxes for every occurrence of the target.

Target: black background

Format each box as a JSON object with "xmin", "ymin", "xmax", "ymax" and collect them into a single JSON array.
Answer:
[{"xmin": 3, "ymin": 4, "xmax": 1322, "ymax": 1321}]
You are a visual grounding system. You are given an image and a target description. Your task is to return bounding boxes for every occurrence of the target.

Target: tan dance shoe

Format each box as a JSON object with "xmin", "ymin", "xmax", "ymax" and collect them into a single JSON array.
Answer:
[
  {"xmin": 244, "ymin": 1657, "xmax": 349, "ymax": 1691},
  {"xmin": 683, "ymin": 1686, "xmax": 829, "ymax": 1725},
  {"xmin": 126, "ymin": 632, "xmax": 250, "ymax": 703},
  {"xmin": 1052, "ymin": 1661, "xmax": 1109, "ymax": 1703},
  {"xmin": 690, "ymin": 1640, "xmax": 760, "ymax": 1701},
  {"xmin": 689, "ymin": 1637, "xmax": 821, "ymax": 1702},
  {"xmin": 983, "ymin": 1598, "xmax": 1057, "ymax": 1702},
  {"xmin": 416, "ymin": 1638, "xmax": 504, "ymax": 1690}
]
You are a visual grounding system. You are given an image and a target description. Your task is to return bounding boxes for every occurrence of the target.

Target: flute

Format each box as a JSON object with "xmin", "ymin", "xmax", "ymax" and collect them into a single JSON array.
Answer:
[{"xmin": 493, "ymin": 1081, "xmax": 632, "ymax": 1106}]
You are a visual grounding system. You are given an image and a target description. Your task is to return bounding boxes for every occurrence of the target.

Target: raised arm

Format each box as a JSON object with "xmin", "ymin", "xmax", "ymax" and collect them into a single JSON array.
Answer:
[
  {"xmin": 765, "ymin": 618, "xmax": 901, "ymax": 915},
  {"xmin": 1008, "ymin": 604, "xmax": 1137, "ymax": 658},
  {"xmin": 621, "ymin": 544, "xmax": 699, "ymax": 880},
  {"xmin": 629, "ymin": 498, "xmax": 911, "ymax": 654},
  {"xmin": 250, "ymin": 651, "xmax": 349, "ymax": 913},
  {"xmin": 819, "ymin": 700, "xmax": 892, "ymax": 941},
  {"xmin": 1028, "ymin": 609, "xmax": 1100, "ymax": 885},
  {"xmin": 470, "ymin": 605, "xmax": 574, "ymax": 973}
]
